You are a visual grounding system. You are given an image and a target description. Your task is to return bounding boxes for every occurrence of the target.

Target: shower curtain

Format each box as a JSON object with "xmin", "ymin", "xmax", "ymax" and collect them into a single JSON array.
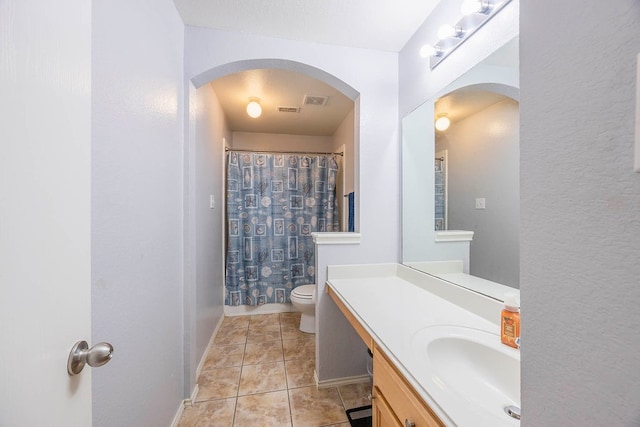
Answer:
[{"xmin": 225, "ymin": 151, "xmax": 340, "ymax": 306}]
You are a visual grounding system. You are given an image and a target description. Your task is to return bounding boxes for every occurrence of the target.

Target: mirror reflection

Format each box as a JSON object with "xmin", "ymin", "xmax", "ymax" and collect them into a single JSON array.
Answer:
[
  {"xmin": 402, "ymin": 36, "xmax": 520, "ymax": 297},
  {"xmin": 434, "ymin": 87, "xmax": 519, "ymax": 287}
]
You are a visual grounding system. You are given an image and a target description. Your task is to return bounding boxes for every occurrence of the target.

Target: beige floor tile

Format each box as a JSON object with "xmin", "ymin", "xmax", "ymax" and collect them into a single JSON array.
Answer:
[
  {"xmin": 195, "ymin": 367, "xmax": 241, "ymax": 402},
  {"xmin": 337, "ymin": 382, "xmax": 372, "ymax": 410},
  {"xmin": 247, "ymin": 324, "xmax": 282, "ymax": 344},
  {"xmin": 234, "ymin": 390, "xmax": 292, "ymax": 427},
  {"xmin": 214, "ymin": 327, "xmax": 248, "ymax": 346},
  {"xmin": 177, "ymin": 398, "xmax": 236, "ymax": 427},
  {"xmin": 220, "ymin": 315, "xmax": 250, "ymax": 330},
  {"xmin": 238, "ymin": 361, "xmax": 287, "ymax": 396},
  {"xmin": 280, "ymin": 322, "xmax": 309, "ymax": 341},
  {"xmin": 288, "ymin": 386, "xmax": 348, "ymax": 427},
  {"xmin": 249, "ymin": 313, "xmax": 280, "ymax": 328},
  {"xmin": 322, "ymin": 424, "xmax": 351, "ymax": 427},
  {"xmin": 202, "ymin": 344, "xmax": 245, "ymax": 370},
  {"xmin": 284, "ymin": 358, "xmax": 315, "ymax": 389},
  {"xmin": 280, "ymin": 312, "xmax": 301, "ymax": 326},
  {"xmin": 282, "ymin": 335, "xmax": 315, "ymax": 361},
  {"xmin": 243, "ymin": 340, "xmax": 284, "ymax": 365}
]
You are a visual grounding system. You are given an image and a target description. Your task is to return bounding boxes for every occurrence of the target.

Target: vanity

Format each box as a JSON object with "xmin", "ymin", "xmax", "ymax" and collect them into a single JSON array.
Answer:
[{"xmin": 326, "ymin": 263, "xmax": 520, "ymax": 427}]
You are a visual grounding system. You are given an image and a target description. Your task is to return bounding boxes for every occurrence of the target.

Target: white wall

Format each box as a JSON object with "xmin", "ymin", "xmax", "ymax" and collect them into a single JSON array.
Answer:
[
  {"xmin": 91, "ymin": 1, "xmax": 185, "ymax": 425},
  {"xmin": 231, "ymin": 132, "xmax": 334, "ymax": 152},
  {"xmin": 520, "ymin": 1, "xmax": 640, "ymax": 425},
  {"xmin": 184, "ymin": 26, "xmax": 400, "ymax": 383},
  {"xmin": 332, "ymin": 108, "xmax": 356, "ymax": 195},
  {"xmin": 437, "ymin": 99, "xmax": 520, "ymax": 287},
  {"xmin": 186, "ymin": 84, "xmax": 230, "ymax": 392}
]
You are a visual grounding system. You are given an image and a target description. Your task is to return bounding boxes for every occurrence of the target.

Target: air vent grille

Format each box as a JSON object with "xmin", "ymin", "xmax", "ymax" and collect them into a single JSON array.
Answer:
[
  {"xmin": 303, "ymin": 95, "xmax": 329, "ymax": 106},
  {"xmin": 277, "ymin": 106, "xmax": 300, "ymax": 113}
]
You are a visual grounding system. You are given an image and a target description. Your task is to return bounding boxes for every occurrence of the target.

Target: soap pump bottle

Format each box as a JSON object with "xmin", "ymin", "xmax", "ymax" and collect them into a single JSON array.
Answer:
[{"xmin": 501, "ymin": 292, "xmax": 520, "ymax": 349}]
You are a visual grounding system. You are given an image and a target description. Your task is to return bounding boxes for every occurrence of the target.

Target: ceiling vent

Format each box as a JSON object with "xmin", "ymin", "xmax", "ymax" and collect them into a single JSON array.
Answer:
[
  {"xmin": 277, "ymin": 106, "xmax": 301, "ymax": 113},
  {"xmin": 303, "ymin": 95, "xmax": 329, "ymax": 106}
]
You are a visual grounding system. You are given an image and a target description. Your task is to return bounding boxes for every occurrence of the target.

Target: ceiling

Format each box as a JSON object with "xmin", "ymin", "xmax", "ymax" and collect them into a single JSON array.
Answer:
[
  {"xmin": 435, "ymin": 89, "xmax": 511, "ymax": 125},
  {"xmin": 174, "ymin": 0, "xmax": 442, "ymax": 137},
  {"xmin": 209, "ymin": 69, "xmax": 353, "ymax": 136}
]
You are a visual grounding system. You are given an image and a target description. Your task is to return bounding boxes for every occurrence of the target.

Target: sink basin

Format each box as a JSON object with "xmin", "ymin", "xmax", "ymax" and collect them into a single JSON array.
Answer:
[{"xmin": 410, "ymin": 325, "xmax": 521, "ymax": 425}]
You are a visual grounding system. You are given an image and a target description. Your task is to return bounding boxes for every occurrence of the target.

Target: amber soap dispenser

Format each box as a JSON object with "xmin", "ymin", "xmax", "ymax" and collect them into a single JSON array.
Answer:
[{"xmin": 501, "ymin": 293, "xmax": 520, "ymax": 349}]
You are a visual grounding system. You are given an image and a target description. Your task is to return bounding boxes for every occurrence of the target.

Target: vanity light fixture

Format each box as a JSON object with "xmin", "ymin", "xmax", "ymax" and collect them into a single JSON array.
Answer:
[
  {"xmin": 435, "ymin": 114, "xmax": 451, "ymax": 131},
  {"xmin": 421, "ymin": 0, "xmax": 512, "ymax": 70},
  {"xmin": 246, "ymin": 97, "xmax": 262, "ymax": 118}
]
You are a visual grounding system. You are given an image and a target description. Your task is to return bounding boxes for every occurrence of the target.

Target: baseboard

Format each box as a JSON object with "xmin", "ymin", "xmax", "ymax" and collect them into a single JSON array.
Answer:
[
  {"xmin": 314, "ymin": 370, "xmax": 371, "ymax": 389},
  {"xmin": 175, "ymin": 314, "xmax": 224, "ymax": 427},
  {"xmin": 224, "ymin": 302, "xmax": 295, "ymax": 316},
  {"xmin": 170, "ymin": 384, "xmax": 199, "ymax": 427},
  {"xmin": 195, "ymin": 315, "xmax": 225, "ymax": 380},
  {"xmin": 170, "ymin": 401, "xmax": 184, "ymax": 427}
]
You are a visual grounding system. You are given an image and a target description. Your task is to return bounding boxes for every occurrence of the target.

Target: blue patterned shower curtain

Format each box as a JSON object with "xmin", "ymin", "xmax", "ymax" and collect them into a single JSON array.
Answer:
[{"xmin": 225, "ymin": 151, "xmax": 340, "ymax": 306}]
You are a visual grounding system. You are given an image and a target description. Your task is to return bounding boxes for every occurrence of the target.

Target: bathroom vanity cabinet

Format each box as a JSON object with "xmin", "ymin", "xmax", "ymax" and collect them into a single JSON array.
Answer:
[
  {"xmin": 327, "ymin": 285, "xmax": 444, "ymax": 427},
  {"xmin": 372, "ymin": 346, "xmax": 443, "ymax": 427},
  {"xmin": 324, "ymin": 264, "xmax": 519, "ymax": 427}
]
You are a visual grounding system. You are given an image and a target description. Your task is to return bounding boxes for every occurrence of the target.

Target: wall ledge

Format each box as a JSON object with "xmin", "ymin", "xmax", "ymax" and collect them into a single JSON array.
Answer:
[
  {"xmin": 435, "ymin": 230, "xmax": 474, "ymax": 242},
  {"xmin": 312, "ymin": 232, "xmax": 361, "ymax": 245}
]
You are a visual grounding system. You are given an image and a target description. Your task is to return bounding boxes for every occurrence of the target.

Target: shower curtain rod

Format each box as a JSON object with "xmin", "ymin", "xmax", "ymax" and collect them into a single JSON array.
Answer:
[{"xmin": 225, "ymin": 147, "xmax": 343, "ymax": 157}]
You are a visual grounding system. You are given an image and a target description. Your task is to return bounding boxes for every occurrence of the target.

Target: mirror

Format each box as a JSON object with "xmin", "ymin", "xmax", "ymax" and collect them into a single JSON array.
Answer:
[{"xmin": 402, "ymin": 37, "xmax": 519, "ymax": 298}]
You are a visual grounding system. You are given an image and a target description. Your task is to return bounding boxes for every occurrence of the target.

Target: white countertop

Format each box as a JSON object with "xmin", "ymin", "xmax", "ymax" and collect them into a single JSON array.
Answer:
[{"xmin": 326, "ymin": 263, "xmax": 520, "ymax": 427}]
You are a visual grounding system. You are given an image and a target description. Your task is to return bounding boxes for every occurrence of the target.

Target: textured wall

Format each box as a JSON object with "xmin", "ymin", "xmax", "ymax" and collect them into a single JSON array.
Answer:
[
  {"xmin": 232, "ymin": 132, "xmax": 334, "ymax": 153},
  {"xmin": 192, "ymin": 84, "xmax": 230, "ymax": 390},
  {"xmin": 520, "ymin": 1, "xmax": 640, "ymax": 425},
  {"xmin": 91, "ymin": 1, "xmax": 185, "ymax": 425}
]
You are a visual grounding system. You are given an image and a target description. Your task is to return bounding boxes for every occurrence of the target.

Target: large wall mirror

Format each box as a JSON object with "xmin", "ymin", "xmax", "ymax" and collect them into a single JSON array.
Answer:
[{"xmin": 402, "ymin": 37, "xmax": 519, "ymax": 298}]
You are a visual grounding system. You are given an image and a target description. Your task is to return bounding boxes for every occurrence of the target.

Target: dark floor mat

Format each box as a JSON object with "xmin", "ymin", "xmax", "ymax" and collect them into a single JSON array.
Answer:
[{"xmin": 346, "ymin": 405, "xmax": 372, "ymax": 427}]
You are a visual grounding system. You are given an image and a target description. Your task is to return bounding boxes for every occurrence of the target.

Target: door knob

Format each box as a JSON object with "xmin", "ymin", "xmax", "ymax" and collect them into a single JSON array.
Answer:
[{"xmin": 67, "ymin": 340, "xmax": 114, "ymax": 376}]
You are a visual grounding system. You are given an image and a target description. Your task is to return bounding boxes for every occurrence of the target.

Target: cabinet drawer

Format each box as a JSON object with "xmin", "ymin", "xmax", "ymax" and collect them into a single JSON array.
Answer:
[{"xmin": 373, "ymin": 346, "xmax": 444, "ymax": 427}]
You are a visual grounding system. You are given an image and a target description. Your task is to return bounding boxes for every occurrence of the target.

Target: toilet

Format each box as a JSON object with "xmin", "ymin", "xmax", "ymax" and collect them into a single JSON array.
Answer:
[{"xmin": 289, "ymin": 284, "xmax": 316, "ymax": 333}]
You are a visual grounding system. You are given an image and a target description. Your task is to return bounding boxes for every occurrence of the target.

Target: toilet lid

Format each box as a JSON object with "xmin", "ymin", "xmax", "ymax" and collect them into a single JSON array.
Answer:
[{"xmin": 291, "ymin": 284, "xmax": 315, "ymax": 299}]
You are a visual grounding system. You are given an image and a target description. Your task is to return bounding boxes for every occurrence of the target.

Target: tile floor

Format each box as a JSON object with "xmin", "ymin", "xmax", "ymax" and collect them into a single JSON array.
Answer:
[{"xmin": 178, "ymin": 312, "xmax": 371, "ymax": 427}]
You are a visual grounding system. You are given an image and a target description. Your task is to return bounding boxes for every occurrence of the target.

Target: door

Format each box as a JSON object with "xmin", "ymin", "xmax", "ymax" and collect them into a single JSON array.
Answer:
[{"xmin": 0, "ymin": 1, "xmax": 93, "ymax": 425}]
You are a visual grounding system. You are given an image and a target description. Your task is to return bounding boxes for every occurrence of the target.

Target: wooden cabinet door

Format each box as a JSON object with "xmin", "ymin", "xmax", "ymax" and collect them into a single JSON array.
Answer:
[{"xmin": 373, "ymin": 387, "xmax": 402, "ymax": 427}]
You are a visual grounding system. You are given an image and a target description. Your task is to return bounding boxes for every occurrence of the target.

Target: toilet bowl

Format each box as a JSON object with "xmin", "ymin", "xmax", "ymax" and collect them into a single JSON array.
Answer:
[{"xmin": 290, "ymin": 284, "xmax": 316, "ymax": 333}]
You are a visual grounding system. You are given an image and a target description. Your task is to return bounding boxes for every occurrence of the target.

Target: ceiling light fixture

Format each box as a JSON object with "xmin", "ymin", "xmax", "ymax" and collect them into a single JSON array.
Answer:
[
  {"xmin": 246, "ymin": 98, "xmax": 262, "ymax": 118},
  {"xmin": 435, "ymin": 114, "xmax": 451, "ymax": 132},
  {"xmin": 420, "ymin": 0, "xmax": 512, "ymax": 70}
]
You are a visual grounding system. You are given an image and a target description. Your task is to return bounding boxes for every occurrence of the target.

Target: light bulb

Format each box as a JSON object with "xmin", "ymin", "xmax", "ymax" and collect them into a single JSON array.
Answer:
[
  {"xmin": 437, "ymin": 24, "xmax": 463, "ymax": 40},
  {"xmin": 246, "ymin": 99, "xmax": 262, "ymax": 118},
  {"xmin": 435, "ymin": 116, "xmax": 450, "ymax": 131},
  {"xmin": 420, "ymin": 44, "xmax": 437, "ymax": 58},
  {"xmin": 461, "ymin": 0, "xmax": 492, "ymax": 15}
]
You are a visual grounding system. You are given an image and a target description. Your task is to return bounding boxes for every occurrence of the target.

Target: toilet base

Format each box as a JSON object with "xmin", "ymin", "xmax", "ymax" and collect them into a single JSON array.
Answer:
[{"xmin": 299, "ymin": 312, "xmax": 315, "ymax": 333}]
